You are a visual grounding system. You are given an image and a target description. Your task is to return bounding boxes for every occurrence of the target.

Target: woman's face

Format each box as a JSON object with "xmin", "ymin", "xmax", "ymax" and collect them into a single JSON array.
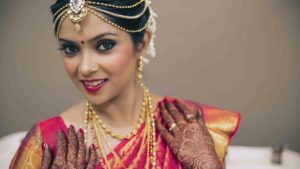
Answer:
[{"xmin": 58, "ymin": 13, "xmax": 145, "ymax": 105}]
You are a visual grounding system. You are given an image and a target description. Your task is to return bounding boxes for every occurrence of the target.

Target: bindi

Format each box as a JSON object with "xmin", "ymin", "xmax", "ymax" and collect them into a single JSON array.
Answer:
[{"xmin": 81, "ymin": 40, "xmax": 85, "ymax": 44}]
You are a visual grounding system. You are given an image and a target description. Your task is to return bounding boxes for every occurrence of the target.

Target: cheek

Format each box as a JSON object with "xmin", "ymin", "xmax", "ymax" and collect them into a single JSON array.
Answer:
[
  {"xmin": 63, "ymin": 58, "xmax": 78, "ymax": 77},
  {"xmin": 107, "ymin": 44, "xmax": 136, "ymax": 75}
]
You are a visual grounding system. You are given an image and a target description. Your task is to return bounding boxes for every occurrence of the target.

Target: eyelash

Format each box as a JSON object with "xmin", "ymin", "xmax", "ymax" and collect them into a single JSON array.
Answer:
[
  {"xmin": 58, "ymin": 40, "xmax": 116, "ymax": 57},
  {"xmin": 96, "ymin": 40, "xmax": 116, "ymax": 52},
  {"xmin": 58, "ymin": 45, "xmax": 78, "ymax": 57}
]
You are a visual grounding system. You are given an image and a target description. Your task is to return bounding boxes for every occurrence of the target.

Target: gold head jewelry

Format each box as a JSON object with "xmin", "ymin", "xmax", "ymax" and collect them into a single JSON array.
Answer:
[
  {"xmin": 53, "ymin": 0, "xmax": 158, "ymax": 64},
  {"xmin": 54, "ymin": 0, "xmax": 148, "ymax": 36},
  {"xmin": 67, "ymin": 0, "xmax": 88, "ymax": 32}
]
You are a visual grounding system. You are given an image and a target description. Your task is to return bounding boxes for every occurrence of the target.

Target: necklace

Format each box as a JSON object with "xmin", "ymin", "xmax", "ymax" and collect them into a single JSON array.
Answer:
[
  {"xmin": 91, "ymin": 83, "xmax": 147, "ymax": 140},
  {"xmin": 84, "ymin": 82, "xmax": 157, "ymax": 168}
]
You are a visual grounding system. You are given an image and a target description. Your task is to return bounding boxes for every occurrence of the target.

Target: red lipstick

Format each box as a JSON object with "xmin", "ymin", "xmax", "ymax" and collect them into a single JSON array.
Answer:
[{"xmin": 81, "ymin": 79, "xmax": 108, "ymax": 93}]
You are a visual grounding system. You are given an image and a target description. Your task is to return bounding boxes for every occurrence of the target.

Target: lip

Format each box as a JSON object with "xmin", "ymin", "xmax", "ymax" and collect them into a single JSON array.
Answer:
[
  {"xmin": 81, "ymin": 79, "xmax": 108, "ymax": 93},
  {"xmin": 80, "ymin": 79, "xmax": 107, "ymax": 83}
]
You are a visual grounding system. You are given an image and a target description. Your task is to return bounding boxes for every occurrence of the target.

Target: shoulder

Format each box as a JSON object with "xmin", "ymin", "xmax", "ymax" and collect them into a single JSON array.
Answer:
[
  {"xmin": 36, "ymin": 100, "xmax": 85, "ymax": 152},
  {"xmin": 9, "ymin": 123, "xmax": 43, "ymax": 168},
  {"xmin": 9, "ymin": 113, "xmax": 70, "ymax": 168}
]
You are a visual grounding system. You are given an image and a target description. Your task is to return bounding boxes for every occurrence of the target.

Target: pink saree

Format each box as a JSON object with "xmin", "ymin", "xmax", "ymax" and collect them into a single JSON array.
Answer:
[{"xmin": 9, "ymin": 96, "xmax": 241, "ymax": 169}]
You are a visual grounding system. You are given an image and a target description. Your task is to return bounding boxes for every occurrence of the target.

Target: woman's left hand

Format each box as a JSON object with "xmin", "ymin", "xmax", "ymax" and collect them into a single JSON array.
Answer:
[{"xmin": 155, "ymin": 98, "xmax": 223, "ymax": 169}]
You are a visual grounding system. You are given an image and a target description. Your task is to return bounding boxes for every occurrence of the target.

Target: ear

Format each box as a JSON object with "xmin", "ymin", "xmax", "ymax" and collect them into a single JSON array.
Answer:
[{"xmin": 136, "ymin": 31, "xmax": 152, "ymax": 56}]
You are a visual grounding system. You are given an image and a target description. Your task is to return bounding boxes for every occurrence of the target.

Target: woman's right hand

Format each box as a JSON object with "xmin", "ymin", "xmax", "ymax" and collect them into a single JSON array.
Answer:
[{"xmin": 41, "ymin": 126, "xmax": 98, "ymax": 169}]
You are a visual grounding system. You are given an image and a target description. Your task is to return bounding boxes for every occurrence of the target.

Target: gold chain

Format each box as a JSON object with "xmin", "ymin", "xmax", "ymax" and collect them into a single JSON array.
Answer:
[
  {"xmin": 53, "ymin": 4, "xmax": 69, "ymax": 18},
  {"xmin": 93, "ymin": 117, "xmax": 127, "ymax": 168},
  {"xmin": 87, "ymin": 8, "xmax": 148, "ymax": 33},
  {"xmin": 88, "ymin": 4, "xmax": 148, "ymax": 20},
  {"xmin": 53, "ymin": 8, "xmax": 68, "ymax": 29},
  {"xmin": 90, "ymin": 118, "xmax": 111, "ymax": 169},
  {"xmin": 84, "ymin": 82, "xmax": 157, "ymax": 168},
  {"xmin": 89, "ymin": 83, "xmax": 147, "ymax": 140},
  {"xmin": 86, "ymin": 0, "xmax": 144, "ymax": 9}
]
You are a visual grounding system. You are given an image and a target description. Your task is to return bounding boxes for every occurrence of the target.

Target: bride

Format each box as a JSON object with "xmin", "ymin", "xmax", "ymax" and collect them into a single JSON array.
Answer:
[{"xmin": 9, "ymin": 0, "xmax": 240, "ymax": 168}]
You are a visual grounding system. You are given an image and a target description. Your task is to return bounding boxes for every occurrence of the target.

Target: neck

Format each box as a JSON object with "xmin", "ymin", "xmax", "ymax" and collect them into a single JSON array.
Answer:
[{"xmin": 92, "ymin": 81, "xmax": 144, "ymax": 128}]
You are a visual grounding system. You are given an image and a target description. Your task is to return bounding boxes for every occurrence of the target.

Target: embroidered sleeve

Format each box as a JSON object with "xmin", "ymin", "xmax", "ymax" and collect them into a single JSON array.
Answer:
[
  {"xmin": 9, "ymin": 124, "xmax": 43, "ymax": 169},
  {"xmin": 184, "ymin": 99, "xmax": 241, "ymax": 163},
  {"xmin": 200, "ymin": 105, "xmax": 241, "ymax": 163}
]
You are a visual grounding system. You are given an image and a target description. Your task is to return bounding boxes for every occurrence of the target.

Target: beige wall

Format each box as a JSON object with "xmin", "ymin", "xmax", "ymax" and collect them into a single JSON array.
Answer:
[{"xmin": 1, "ymin": 0, "xmax": 300, "ymax": 152}]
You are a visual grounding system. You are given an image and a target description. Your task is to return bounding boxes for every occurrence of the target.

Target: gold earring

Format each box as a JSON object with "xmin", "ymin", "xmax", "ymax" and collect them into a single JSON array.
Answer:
[{"xmin": 137, "ymin": 55, "xmax": 144, "ymax": 81}]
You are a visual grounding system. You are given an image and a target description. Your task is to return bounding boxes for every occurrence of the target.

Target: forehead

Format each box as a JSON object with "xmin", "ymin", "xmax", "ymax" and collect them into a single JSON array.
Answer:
[{"xmin": 58, "ymin": 13, "xmax": 126, "ymax": 40}]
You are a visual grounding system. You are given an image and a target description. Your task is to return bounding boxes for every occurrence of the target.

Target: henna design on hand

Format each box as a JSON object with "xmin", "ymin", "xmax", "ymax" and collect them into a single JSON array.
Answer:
[
  {"xmin": 156, "ymin": 98, "xmax": 223, "ymax": 169},
  {"xmin": 77, "ymin": 129, "xmax": 87, "ymax": 169},
  {"xmin": 41, "ymin": 143, "xmax": 52, "ymax": 169},
  {"xmin": 41, "ymin": 126, "xmax": 97, "ymax": 169},
  {"xmin": 52, "ymin": 130, "xmax": 67, "ymax": 169},
  {"xmin": 67, "ymin": 126, "xmax": 78, "ymax": 169}
]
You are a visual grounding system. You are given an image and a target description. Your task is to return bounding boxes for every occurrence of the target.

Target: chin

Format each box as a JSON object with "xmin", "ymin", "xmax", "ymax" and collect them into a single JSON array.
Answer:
[{"xmin": 81, "ymin": 88, "xmax": 116, "ymax": 107}]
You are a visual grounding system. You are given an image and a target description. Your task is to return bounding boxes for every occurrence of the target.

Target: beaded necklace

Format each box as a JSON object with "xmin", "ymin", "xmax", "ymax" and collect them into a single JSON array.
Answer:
[{"xmin": 84, "ymin": 82, "xmax": 157, "ymax": 168}]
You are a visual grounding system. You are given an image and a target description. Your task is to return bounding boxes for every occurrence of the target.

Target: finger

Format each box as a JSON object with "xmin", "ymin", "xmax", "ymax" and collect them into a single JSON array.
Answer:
[
  {"xmin": 164, "ymin": 98, "xmax": 187, "ymax": 125},
  {"xmin": 67, "ymin": 125, "xmax": 78, "ymax": 169},
  {"xmin": 77, "ymin": 128, "xmax": 87, "ymax": 169},
  {"xmin": 52, "ymin": 130, "xmax": 67, "ymax": 167},
  {"xmin": 41, "ymin": 143, "xmax": 52, "ymax": 169},
  {"xmin": 195, "ymin": 105, "xmax": 204, "ymax": 123},
  {"xmin": 160, "ymin": 101, "xmax": 180, "ymax": 134},
  {"xmin": 155, "ymin": 120, "xmax": 175, "ymax": 145},
  {"xmin": 174, "ymin": 99, "xmax": 198, "ymax": 123},
  {"xmin": 86, "ymin": 145, "xmax": 98, "ymax": 169},
  {"xmin": 190, "ymin": 104, "xmax": 204, "ymax": 124},
  {"xmin": 86, "ymin": 145, "xmax": 91, "ymax": 164}
]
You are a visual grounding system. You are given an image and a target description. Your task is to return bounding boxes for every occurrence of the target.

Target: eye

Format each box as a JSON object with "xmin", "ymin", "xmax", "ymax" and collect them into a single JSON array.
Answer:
[
  {"xmin": 96, "ymin": 40, "xmax": 116, "ymax": 52},
  {"xmin": 58, "ymin": 44, "xmax": 79, "ymax": 56}
]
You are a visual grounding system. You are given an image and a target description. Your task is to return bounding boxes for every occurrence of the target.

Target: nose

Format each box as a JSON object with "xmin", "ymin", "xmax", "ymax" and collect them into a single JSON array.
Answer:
[{"xmin": 78, "ymin": 56, "xmax": 98, "ymax": 77}]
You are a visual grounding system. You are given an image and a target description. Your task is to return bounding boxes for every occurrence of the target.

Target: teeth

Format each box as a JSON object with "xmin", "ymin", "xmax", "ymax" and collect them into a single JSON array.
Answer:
[{"xmin": 84, "ymin": 80, "xmax": 105, "ymax": 86}]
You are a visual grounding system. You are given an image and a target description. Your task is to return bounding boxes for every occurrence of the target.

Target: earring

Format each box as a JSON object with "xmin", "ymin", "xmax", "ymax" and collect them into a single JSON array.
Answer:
[{"xmin": 137, "ymin": 55, "xmax": 144, "ymax": 81}]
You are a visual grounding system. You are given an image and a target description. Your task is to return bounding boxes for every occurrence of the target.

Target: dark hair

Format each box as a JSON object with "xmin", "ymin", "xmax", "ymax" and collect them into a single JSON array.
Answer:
[{"xmin": 50, "ymin": 0, "xmax": 150, "ymax": 49}]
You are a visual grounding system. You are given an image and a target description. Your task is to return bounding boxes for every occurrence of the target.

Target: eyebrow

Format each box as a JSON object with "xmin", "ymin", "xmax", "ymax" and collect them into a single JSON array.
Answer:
[{"xmin": 58, "ymin": 32, "xmax": 118, "ymax": 44}]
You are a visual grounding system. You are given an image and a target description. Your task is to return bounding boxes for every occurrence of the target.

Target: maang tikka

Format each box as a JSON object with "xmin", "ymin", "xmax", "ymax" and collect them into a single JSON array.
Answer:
[{"xmin": 68, "ymin": 0, "xmax": 88, "ymax": 32}]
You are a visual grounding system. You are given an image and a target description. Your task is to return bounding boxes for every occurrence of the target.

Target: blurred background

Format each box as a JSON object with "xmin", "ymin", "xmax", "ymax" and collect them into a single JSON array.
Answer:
[{"xmin": 0, "ymin": 0, "xmax": 300, "ymax": 160}]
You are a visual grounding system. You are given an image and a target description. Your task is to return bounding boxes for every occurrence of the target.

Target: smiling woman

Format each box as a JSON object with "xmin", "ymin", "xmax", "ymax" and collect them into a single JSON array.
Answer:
[{"xmin": 9, "ymin": 0, "xmax": 240, "ymax": 169}]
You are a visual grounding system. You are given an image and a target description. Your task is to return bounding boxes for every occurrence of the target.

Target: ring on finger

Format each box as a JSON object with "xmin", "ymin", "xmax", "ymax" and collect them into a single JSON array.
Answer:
[
  {"xmin": 186, "ymin": 114, "xmax": 194, "ymax": 120},
  {"xmin": 168, "ymin": 123, "xmax": 177, "ymax": 132}
]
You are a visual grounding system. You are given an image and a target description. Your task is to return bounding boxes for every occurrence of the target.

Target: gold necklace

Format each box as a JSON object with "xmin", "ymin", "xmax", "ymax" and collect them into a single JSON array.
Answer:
[
  {"xmin": 93, "ymin": 117, "xmax": 127, "ymax": 168},
  {"xmin": 84, "ymin": 82, "xmax": 157, "ymax": 168},
  {"xmin": 90, "ymin": 87, "xmax": 149, "ymax": 169},
  {"xmin": 90, "ymin": 117, "xmax": 111, "ymax": 169},
  {"xmin": 91, "ymin": 83, "xmax": 147, "ymax": 140}
]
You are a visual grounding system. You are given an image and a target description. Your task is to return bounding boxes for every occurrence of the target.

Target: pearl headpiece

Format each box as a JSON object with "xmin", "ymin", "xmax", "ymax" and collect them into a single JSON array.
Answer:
[{"xmin": 53, "ymin": 0, "xmax": 158, "ymax": 64}]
